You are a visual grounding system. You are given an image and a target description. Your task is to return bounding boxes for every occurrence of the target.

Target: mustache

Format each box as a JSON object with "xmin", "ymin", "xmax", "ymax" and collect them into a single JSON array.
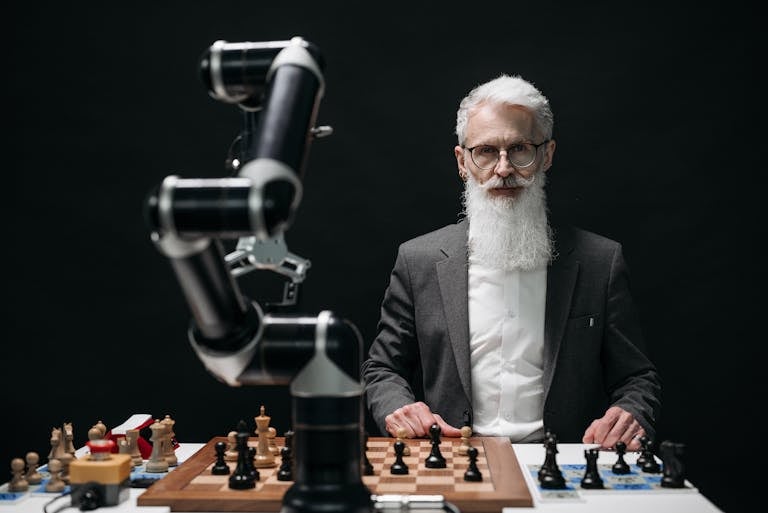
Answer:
[{"xmin": 478, "ymin": 173, "xmax": 536, "ymax": 190}]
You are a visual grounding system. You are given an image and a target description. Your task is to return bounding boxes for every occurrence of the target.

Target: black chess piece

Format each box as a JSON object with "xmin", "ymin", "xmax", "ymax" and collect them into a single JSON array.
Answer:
[
  {"xmin": 390, "ymin": 440, "xmax": 409, "ymax": 475},
  {"xmin": 636, "ymin": 435, "xmax": 650, "ymax": 466},
  {"xmin": 611, "ymin": 441, "xmax": 630, "ymax": 475},
  {"xmin": 362, "ymin": 432, "xmax": 374, "ymax": 476},
  {"xmin": 247, "ymin": 446, "xmax": 260, "ymax": 481},
  {"xmin": 463, "ymin": 446, "xmax": 482, "ymax": 482},
  {"xmin": 212, "ymin": 441, "xmax": 230, "ymax": 475},
  {"xmin": 580, "ymin": 448, "xmax": 604, "ymax": 489},
  {"xmin": 639, "ymin": 438, "xmax": 661, "ymax": 473},
  {"xmin": 277, "ymin": 430, "xmax": 294, "ymax": 481},
  {"xmin": 660, "ymin": 440, "xmax": 685, "ymax": 488},
  {"xmin": 425, "ymin": 424, "xmax": 447, "ymax": 468},
  {"xmin": 462, "ymin": 410, "xmax": 472, "ymax": 427},
  {"xmin": 229, "ymin": 430, "xmax": 256, "ymax": 489},
  {"xmin": 539, "ymin": 431, "xmax": 566, "ymax": 489}
]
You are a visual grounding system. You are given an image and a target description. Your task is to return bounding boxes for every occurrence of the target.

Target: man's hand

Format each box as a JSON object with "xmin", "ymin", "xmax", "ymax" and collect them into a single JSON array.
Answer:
[
  {"xmin": 582, "ymin": 405, "xmax": 645, "ymax": 451},
  {"xmin": 385, "ymin": 401, "xmax": 462, "ymax": 438}
]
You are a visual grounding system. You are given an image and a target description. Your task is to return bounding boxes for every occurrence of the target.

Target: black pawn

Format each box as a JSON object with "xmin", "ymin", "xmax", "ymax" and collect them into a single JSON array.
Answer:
[
  {"xmin": 580, "ymin": 448, "xmax": 604, "ymax": 489},
  {"xmin": 636, "ymin": 435, "xmax": 650, "ymax": 467},
  {"xmin": 362, "ymin": 432, "xmax": 374, "ymax": 476},
  {"xmin": 390, "ymin": 440, "xmax": 409, "ymax": 475},
  {"xmin": 639, "ymin": 438, "xmax": 661, "ymax": 473},
  {"xmin": 539, "ymin": 430, "xmax": 566, "ymax": 489},
  {"xmin": 611, "ymin": 441, "xmax": 630, "ymax": 475},
  {"xmin": 463, "ymin": 446, "xmax": 482, "ymax": 482},
  {"xmin": 660, "ymin": 441, "xmax": 685, "ymax": 488},
  {"xmin": 229, "ymin": 431, "xmax": 256, "ymax": 489},
  {"xmin": 247, "ymin": 446, "xmax": 260, "ymax": 481},
  {"xmin": 212, "ymin": 441, "xmax": 230, "ymax": 475},
  {"xmin": 425, "ymin": 424, "xmax": 446, "ymax": 468},
  {"xmin": 277, "ymin": 431, "xmax": 293, "ymax": 481}
]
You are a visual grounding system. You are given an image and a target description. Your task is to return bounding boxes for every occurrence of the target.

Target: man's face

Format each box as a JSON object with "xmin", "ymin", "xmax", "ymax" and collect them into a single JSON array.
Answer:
[{"xmin": 455, "ymin": 102, "xmax": 555, "ymax": 199}]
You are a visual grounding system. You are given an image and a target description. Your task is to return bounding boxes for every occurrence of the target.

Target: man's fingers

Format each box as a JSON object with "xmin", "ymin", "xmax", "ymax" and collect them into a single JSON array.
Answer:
[{"xmin": 433, "ymin": 414, "xmax": 461, "ymax": 437}]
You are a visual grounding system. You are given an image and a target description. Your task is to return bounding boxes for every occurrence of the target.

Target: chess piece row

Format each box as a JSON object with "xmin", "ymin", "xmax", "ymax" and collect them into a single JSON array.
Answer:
[
  {"xmin": 217, "ymin": 417, "xmax": 295, "ymax": 490},
  {"xmin": 538, "ymin": 430, "xmax": 687, "ymax": 490},
  {"xmin": 369, "ymin": 423, "xmax": 482, "ymax": 482}
]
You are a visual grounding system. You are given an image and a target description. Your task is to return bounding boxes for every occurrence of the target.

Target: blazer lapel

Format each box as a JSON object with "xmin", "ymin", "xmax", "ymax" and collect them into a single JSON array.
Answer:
[
  {"xmin": 436, "ymin": 223, "xmax": 472, "ymax": 402},
  {"xmin": 543, "ymin": 228, "xmax": 579, "ymax": 398}
]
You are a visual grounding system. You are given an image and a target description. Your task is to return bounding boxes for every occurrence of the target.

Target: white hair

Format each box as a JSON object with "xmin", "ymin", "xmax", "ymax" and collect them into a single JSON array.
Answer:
[{"xmin": 455, "ymin": 74, "xmax": 554, "ymax": 146}]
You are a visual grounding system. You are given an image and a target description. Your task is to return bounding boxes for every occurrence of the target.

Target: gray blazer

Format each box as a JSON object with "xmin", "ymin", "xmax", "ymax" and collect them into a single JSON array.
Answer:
[{"xmin": 362, "ymin": 220, "xmax": 661, "ymax": 442}]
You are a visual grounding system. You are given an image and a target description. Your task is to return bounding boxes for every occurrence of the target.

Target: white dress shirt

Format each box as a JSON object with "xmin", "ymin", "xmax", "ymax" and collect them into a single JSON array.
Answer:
[{"xmin": 467, "ymin": 257, "xmax": 547, "ymax": 441}]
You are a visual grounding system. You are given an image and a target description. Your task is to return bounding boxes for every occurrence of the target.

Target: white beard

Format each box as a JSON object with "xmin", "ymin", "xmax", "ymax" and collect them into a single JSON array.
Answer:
[{"xmin": 462, "ymin": 172, "xmax": 553, "ymax": 271}]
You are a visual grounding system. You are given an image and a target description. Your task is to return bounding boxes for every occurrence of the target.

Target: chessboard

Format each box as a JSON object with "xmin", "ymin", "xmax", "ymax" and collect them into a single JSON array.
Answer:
[
  {"xmin": 137, "ymin": 436, "xmax": 532, "ymax": 512},
  {"xmin": 526, "ymin": 463, "xmax": 698, "ymax": 502}
]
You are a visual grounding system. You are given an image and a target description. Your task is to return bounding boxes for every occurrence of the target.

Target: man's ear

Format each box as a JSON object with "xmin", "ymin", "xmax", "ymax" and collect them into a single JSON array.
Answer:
[
  {"xmin": 541, "ymin": 139, "xmax": 556, "ymax": 172},
  {"xmin": 455, "ymin": 145, "xmax": 468, "ymax": 181}
]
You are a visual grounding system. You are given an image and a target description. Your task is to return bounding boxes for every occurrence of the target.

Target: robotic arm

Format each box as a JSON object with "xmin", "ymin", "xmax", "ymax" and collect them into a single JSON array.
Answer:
[{"xmin": 145, "ymin": 37, "xmax": 372, "ymax": 513}]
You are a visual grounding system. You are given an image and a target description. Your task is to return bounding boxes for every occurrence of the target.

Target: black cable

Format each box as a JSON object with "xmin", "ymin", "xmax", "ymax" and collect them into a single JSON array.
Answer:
[{"xmin": 43, "ymin": 490, "xmax": 72, "ymax": 513}]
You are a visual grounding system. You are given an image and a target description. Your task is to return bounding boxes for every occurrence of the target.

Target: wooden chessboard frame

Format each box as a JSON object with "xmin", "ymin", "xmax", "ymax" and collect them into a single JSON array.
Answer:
[{"xmin": 137, "ymin": 436, "xmax": 533, "ymax": 512}]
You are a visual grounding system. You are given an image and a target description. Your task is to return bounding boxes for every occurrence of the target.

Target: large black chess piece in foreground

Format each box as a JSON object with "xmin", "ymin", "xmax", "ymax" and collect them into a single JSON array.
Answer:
[{"xmin": 660, "ymin": 441, "xmax": 686, "ymax": 488}]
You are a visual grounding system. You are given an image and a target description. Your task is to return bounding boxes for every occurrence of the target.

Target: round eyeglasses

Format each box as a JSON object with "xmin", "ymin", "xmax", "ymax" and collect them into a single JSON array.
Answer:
[{"xmin": 464, "ymin": 140, "xmax": 550, "ymax": 170}]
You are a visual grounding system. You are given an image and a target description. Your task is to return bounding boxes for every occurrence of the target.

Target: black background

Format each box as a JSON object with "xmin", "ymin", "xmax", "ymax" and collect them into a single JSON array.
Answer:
[{"xmin": 4, "ymin": 2, "xmax": 762, "ymax": 512}]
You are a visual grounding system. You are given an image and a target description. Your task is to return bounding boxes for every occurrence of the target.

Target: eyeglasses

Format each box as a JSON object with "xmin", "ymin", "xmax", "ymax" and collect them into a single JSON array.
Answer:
[{"xmin": 463, "ymin": 140, "xmax": 550, "ymax": 170}]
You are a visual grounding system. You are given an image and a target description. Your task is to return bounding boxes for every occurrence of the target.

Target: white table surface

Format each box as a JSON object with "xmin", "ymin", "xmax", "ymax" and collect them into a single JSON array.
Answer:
[{"xmin": 0, "ymin": 442, "xmax": 724, "ymax": 513}]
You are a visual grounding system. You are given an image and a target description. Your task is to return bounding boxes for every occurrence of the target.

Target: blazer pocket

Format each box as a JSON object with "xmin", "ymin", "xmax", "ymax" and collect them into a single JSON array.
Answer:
[{"xmin": 567, "ymin": 313, "xmax": 600, "ymax": 329}]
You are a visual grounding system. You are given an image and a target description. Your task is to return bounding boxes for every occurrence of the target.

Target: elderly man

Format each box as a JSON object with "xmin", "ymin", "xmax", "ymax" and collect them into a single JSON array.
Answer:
[{"xmin": 362, "ymin": 74, "xmax": 661, "ymax": 451}]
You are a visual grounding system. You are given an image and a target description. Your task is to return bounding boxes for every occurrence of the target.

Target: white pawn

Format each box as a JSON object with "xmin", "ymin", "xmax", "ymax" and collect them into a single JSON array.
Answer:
[
  {"xmin": 8, "ymin": 458, "xmax": 29, "ymax": 492},
  {"xmin": 396, "ymin": 427, "xmax": 411, "ymax": 456},
  {"xmin": 225, "ymin": 430, "xmax": 238, "ymax": 461},
  {"xmin": 458, "ymin": 425, "xmax": 473, "ymax": 456},
  {"xmin": 45, "ymin": 459, "xmax": 66, "ymax": 493},
  {"xmin": 25, "ymin": 452, "xmax": 43, "ymax": 485}
]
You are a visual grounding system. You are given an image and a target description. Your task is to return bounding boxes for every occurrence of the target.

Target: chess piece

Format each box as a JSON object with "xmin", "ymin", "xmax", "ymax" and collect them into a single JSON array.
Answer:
[
  {"xmin": 253, "ymin": 406, "xmax": 276, "ymax": 468},
  {"xmin": 229, "ymin": 431, "xmax": 256, "ymax": 489},
  {"xmin": 162, "ymin": 415, "xmax": 178, "ymax": 466},
  {"xmin": 638, "ymin": 437, "xmax": 661, "ymax": 473},
  {"xmin": 390, "ymin": 440, "xmax": 409, "ymax": 475},
  {"xmin": 660, "ymin": 440, "xmax": 686, "ymax": 488},
  {"xmin": 88, "ymin": 426, "xmax": 103, "ymax": 442},
  {"xmin": 125, "ymin": 429, "xmax": 143, "ymax": 467},
  {"xmin": 225, "ymin": 430, "xmax": 239, "ymax": 461},
  {"xmin": 62, "ymin": 422, "xmax": 77, "ymax": 457},
  {"xmin": 580, "ymin": 448, "xmax": 604, "ymax": 489},
  {"xmin": 611, "ymin": 441, "xmax": 630, "ymax": 475},
  {"xmin": 277, "ymin": 431, "xmax": 294, "ymax": 481},
  {"xmin": 396, "ymin": 427, "xmax": 411, "ymax": 456},
  {"xmin": 425, "ymin": 424, "xmax": 446, "ymax": 468},
  {"xmin": 45, "ymin": 459, "xmax": 66, "ymax": 493},
  {"xmin": 539, "ymin": 431, "xmax": 566, "ymax": 489},
  {"xmin": 463, "ymin": 446, "xmax": 482, "ymax": 482},
  {"xmin": 362, "ymin": 432, "xmax": 374, "ymax": 476},
  {"xmin": 458, "ymin": 425, "xmax": 472, "ymax": 456},
  {"xmin": 48, "ymin": 427, "xmax": 61, "ymax": 461},
  {"xmin": 212, "ymin": 441, "xmax": 230, "ymax": 475},
  {"xmin": 8, "ymin": 457, "xmax": 29, "ymax": 492},
  {"xmin": 247, "ymin": 446, "xmax": 260, "ymax": 480},
  {"xmin": 25, "ymin": 452, "xmax": 43, "ymax": 485},
  {"xmin": 145, "ymin": 420, "xmax": 170, "ymax": 473},
  {"xmin": 95, "ymin": 420, "xmax": 108, "ymax": 437}
]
